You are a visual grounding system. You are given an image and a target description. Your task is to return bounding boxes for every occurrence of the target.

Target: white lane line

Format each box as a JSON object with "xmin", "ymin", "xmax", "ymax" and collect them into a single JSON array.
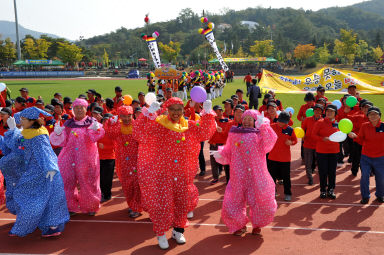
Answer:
[
  {"xmin": 110, "ymin": 197, "xmax": 383, "ymax": 208},
  {"xmin": 1, "ymin": 218, "xmax": 382, "ymax": 235}
]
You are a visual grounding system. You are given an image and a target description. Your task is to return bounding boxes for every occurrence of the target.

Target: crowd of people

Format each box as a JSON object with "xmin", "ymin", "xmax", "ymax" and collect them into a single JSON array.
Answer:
[{"xmin": 0, "ymin": 76, "xmax": 383, "ymax": 250}]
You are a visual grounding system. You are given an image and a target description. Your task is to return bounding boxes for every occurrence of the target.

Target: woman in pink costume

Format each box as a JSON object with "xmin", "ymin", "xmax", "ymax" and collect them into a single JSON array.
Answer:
[
  {"xmin": 50, "ymin": 98, "xmax": 105, "ymax": 215},
  {"xmin": 213, "ymin": 110, "xmax": 278, "ymax": 236},
  {"xmin": 104, "ymin": 105, "xmax": 142, "ymax": 218}
]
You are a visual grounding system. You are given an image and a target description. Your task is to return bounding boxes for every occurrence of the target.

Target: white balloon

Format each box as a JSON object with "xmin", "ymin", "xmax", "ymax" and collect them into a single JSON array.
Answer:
[
  {"xmin": 329, "ymin": 131, "xmax": 347, "ymax": 143},
  {"xmin": 145, "ymin": 92, "xmax": 157, "ymax": 105},
  {"xmin": 0, "ymin": 83, "xmax": 6, "ymax": 92}
]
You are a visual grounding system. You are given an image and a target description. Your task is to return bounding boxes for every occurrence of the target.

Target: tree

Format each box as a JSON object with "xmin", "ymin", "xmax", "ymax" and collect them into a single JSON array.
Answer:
[
  {"xmin": 249, "ymin": 40, "xmax": 274, "ymax": 57},
  {"xmin": 35, "ymin": 38, "xmax": 52, "ymax": 59},
  {"xmin": 57, "ymin": 42, "xmax": 83, "ymax": 66},
  {"xmin": 158, "ymin": 41, "xmax": 181, "ymax": 63},
  {"xmin": 333, "ymin": 29, "xmax": 358, "ymax": 64},
  {"xmin": 0, "ymin": 37, "xmax": 17, "ymax": 65},
  {"xmin": 23, "ymin": 37, "xmax": 39, "ymax": 59},
  {"xmin": 356, "ymin": 40, "xmax": 369, "ymax": 62},
  {"xmin": 234, "ymin": 46, "xmax": 247, "ymax": 57},
  {"xmin": 316, "ymin": 43, "xmax": 330, "ymax": 64},
  {"xmin": 371, "ymin": 45, "xmax": 383, "ymax": 62},
  {"xmin": 294, "ymin": 44, "xmax": 316, "ymax": 63},
  {"xmin": 22, "ymin": 37, "xmax": 51, "ymax": 59},
  {"xmin": 103, "ymin": 48, "xmax": 109, "ymax": 68}
]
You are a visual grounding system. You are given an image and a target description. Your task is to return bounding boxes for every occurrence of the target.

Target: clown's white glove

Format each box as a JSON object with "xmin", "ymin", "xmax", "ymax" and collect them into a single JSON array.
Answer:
[
  {"xmin": 148, "ymin": 101, "xmax": 161, "ymax": 113},
  {"xmin": 54, "ymin": 121, "xmax": 65, "ymax": 135},
  {"xmin": 256, "ymin": 111, "xmax": 265, "ymax": 128},
  {"xmin": 110, "ymin": 115, "xmax": 118, "ymax": 124},
  {"xmin": 46, "ymin": 171, "xmax": 56, "ymax": 182},
  {"xmin": 88, "ymin": 121, "xmax": 100, "ymax": 131},
  {"xmin": 203, "ymin": 100, "xmax": 212, "ymax": 113},
  {"xmin": 210, "ymin": 150, "xmax": 222, "ymax": 160},
  {"xmin": 7, "ymin": 117, "xmax": 16, "ymax": 130}
]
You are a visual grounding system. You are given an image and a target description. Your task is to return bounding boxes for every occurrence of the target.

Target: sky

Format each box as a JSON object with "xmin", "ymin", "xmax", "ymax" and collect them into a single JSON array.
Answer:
[{"xmin": 0, "ymin": 0, "xmax": 368, "ymax": 40}]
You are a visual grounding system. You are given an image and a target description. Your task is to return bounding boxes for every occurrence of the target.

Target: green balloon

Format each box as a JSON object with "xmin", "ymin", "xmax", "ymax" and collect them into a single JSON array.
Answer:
[
  {"xmin": 339, "ymin": 118, "xmax": 353, "ymax": 134},
  {"xmin": 305, "ymin": 108, "xmax": 314, "ymax": 117},
  {"xmin": 346, "ymin": 96, "xmax": 358, "ymax": 107}
]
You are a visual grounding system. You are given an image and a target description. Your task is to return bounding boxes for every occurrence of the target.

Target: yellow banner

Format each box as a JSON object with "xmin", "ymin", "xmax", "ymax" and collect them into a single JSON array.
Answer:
[{"xmin": 259, "ymin": 67, "xmax": 384, "ymax": 94}]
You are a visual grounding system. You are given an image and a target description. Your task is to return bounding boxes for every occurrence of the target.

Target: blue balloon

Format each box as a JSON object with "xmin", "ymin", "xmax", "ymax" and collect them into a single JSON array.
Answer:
[
  {"xmin": 332, "ymin": 100, "xmax": 342, "ymax": 110},
  {"xmin": 285, "ymin": 107, "xmax": 295, "ymax": 115}
]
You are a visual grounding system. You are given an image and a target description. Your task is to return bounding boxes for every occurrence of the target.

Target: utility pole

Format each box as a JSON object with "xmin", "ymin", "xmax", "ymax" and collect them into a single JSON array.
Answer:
[{"xmin": 13, "ymin": 0, "xmax": 22, "ymax": 60}]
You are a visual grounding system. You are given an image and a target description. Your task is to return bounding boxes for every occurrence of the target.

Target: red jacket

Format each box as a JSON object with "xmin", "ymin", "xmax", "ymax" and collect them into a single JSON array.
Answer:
[
  {"xmin": 267, "ymin": 114, "xmax": 294, "ymax": 127},
  {"xmin": 315, "ymin": 95, "xmax": 328, "ymax": 102},
  {"xmin": 268, "ymin": 123, "xmax": 298, "ymax": 162},
  {"xmin": 312, "ymin": 118, "xmax": 340, "ymax": 154},
  {"xmin": 302, "ymin": 116, "xmax": 323, "ymax": 149},
  {"xmin": 209, "ymin": 117, "xmax": 232, "ymax": 145},
  {"xmin": 98, "ymin": 134, "xmax": 116, "ymax": 160},
  {"xmin": 258, "ymin": 105, "xmax": 267, "ymax": 113},
  {"xmin": 348, "ymin": 113, "xmax": 369, "ymax": 145},
  {"xmin": 357, "ymin": 121, "xmax": 384, "ymax": 158},
  {"xmin": 297, "ymin": 102, "xmax": 315, "ymax": 122},
  {"xmin": 244, "ymin": 75, "xmax": 252, "ymax": 83},
  {"xmin": 336, "ymin": 106, "xmax": 359, "ymax": 121},
  {"xmin": 113, "ymin": 96, "xmax": 124, "ymax": 109}
]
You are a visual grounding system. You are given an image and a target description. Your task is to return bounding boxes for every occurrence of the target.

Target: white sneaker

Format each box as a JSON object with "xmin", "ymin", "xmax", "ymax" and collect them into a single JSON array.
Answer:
[
  {"xmin": 172, "ymin": 230, "xmax": 186, "ymax": 244},
  {"xmin": 157, "ymin": 234, "xmax": 169, "ymax": 249},
  {"xmin": 187, "ymin": 211, "xmax": 194, "ymax": 219}
]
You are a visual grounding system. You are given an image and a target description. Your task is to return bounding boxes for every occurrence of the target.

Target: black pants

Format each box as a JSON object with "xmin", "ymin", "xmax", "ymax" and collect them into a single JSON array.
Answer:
[
  {"xmin": 199, "ymin": 142, "xmax": 206, "ymax": 172},
  {"xmin": 337, "ymin": 143, "xmax": 344, "ymax": 163},
  {"xmin": 248, "ymin": 100, "xmax": 258, "ymax": 110},
  {"xmin": 210, "ymin": 144, "xmax": 230, "ymax": 182},
  {"xmin": 267, "ymin": 160, "xmax": 291, "ymax": 195},
  {"xmin": 316, "ymin": 153, "xmax": 337, "ymax": 192},
  {"xmin": 100, "ymin": 159, "xmax": 115, "ymax": 199},
  {"xmin": 342, "ymin": 137, "xmax": 353, "ymax": 159},
  {"xmin": 351, "ymin": 142, "xmax": 362, "ymax": 175}
]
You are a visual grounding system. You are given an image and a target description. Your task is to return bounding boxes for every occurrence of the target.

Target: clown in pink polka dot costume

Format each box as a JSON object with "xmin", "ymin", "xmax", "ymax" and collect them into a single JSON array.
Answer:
[{"xmin": 213, "ymin": 110, "xmax": 278, "ymax": 236}]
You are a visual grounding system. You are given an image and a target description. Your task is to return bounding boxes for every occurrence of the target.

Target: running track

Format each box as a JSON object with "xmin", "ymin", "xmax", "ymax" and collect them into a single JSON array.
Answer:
[{"xmin": 0, "ymin": 141, "xmax": 383, "ymax": 254}]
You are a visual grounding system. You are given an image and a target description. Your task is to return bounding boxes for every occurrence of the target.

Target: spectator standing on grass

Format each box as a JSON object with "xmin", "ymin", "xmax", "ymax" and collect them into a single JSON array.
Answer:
[
  {"xmin": 247, "ymin": 79, "xmax": 261, "ymax": 110},
  {"xmin": 243, "ymin": 73, "xmax": 252, "ymax": 91}
]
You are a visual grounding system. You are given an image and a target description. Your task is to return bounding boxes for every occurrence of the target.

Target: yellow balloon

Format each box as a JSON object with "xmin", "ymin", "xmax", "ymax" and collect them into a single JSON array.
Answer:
[
  {"xmin": 123, "ymin": 95, "xmax": 133, "ymax": 106},
  {"xmin": 200, "ymin": 17, "xmax": 205, "ymax": 23},
  {"xmin": 208, "ymin": 22, "xmax": 214, "ymax": 29},
  {"xmin": 198, "ymin": 28, "xmax": 203, "ymax": 34},
  {"xmin": 294, "ymin": 127, "xmax": 305, "ymax": 139}
]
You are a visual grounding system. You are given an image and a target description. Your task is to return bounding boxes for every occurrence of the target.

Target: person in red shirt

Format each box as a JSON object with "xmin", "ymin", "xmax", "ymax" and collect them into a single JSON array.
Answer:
[
  {"xmin": 349, "ymin": 106, "xmax": 384, "ymax": 204},
  {"xmin": 51, "ymin": 101, "xmax": 70, "ymax": 155},
  {"xmin": 347, "ymin": 101, "xmax": 372, "ymax": 176},
  {"xmin": 54, "ymin": 93, "xmax": 63, "ymax": 102},
  {"xmin": 86, "ymin": 89, "xmax": 96, "ymax": 104},
  {"xmin": 209, "ymin": 105, "xmax": 232, "ymax": 185},
  {"xmin": 256, "ymin": 69, "xmax": 263, "ymax": 83},
  {"xmin": 113, "ymin": 86, "xmax": 124, "ymax": 109},
  {"xmin": 0, "ymin": 107, "xmax": 11, "ymax": 157},
  {"xmin": 268, "ymin": 111, "xmax": 298, "ymax": 201},
  {"xmin": 35, "ymin": 99, "xmax": 45, "ymax": 110},
  {"xmin": 243, "ymin": 72, "xmax": 252, "ymax": 91},
  {"xmin": 266, "ymin": 102, "xmax": 294, "ymax": 126},
  {"xmin": 222, "ymin": 99, "xmax": 234, "ymax": 120},
  {"xmin": 97, "ymin": 113, "xmax": 116, "ymax": 202},
  {"xmin": 302, "ymin": 104, "xmax": 323, "ymax": 185},
  {"xmin": 138, "ymin": 92, "xmax": 149, "ymax": 108},
  {"xmin": 104, "ymin": 98, "xmax": 116, "ymax": 115},
  {"xmin": 315, "ymin": 86, "xmax": 328, "ymax": 102},
  {"xmin": 63, "ymin": 97, "xmax": 74, "ymax": 118},
  {"xmin": 312, "ymin": 104, "xmax": 340, "ymax": 199},
  {"xmin": 19, "ymin": 88, "xmax": 36, "ymax": 107},
  {"xmin": 297, "ymin": 92, "xmax": 316, "ymax": 122},
  {"xmin": 12, "ymin": 97, "xmax": 27, "ymax": 114},
  {"xmin": 268, "ymin": 90, "xmax": 283, "ymax": 111},
  {"xmin": 258, "ymin": 94, "xmax": 273, "ymax": 113},
  {"xmin": 231, "ymin": 104, "xmax": 245, "ymax": 127}
]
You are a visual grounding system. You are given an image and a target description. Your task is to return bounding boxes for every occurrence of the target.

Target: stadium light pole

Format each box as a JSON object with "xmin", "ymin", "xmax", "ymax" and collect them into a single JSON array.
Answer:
[{"xmin": 13, "ymin": 0, "xmax": 22, "ymax": 60}]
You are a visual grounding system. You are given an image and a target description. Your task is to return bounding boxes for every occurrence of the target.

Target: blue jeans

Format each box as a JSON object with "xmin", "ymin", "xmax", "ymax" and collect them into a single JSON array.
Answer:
[{"xmin": 360, "ymin": 155, "xmax": 384, "ymax": 199}]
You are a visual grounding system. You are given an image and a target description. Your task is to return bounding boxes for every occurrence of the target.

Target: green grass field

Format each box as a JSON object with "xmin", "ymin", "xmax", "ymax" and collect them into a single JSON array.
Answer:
[{"xmin": 3, "ymin": 78, "xmax": 384, "ymax": 127}]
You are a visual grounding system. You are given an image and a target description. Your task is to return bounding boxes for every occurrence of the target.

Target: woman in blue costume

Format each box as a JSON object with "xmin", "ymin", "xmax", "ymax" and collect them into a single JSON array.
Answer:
[
  {"xmin": 5, "ymin": 107, "xmax": 69, "ymax": 237},
  {"xmin": 0, "ymin": 112, "xmax": 25, "ymax": 215}
]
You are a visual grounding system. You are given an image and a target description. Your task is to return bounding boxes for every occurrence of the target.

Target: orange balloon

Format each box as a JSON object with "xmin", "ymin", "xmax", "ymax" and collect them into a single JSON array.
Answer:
[{"xmin": 123, "ymin": 95, "xmax": 133, "ymax": 106}]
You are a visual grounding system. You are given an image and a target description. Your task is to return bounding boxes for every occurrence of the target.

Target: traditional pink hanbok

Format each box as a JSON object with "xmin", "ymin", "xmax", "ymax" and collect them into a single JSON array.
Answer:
[{"xmin": 216, "ymin": 115, "xmax": 277, "ymax": 233}]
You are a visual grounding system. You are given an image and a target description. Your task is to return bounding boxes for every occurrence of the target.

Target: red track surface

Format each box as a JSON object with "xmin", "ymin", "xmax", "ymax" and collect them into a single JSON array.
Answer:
[{"xmin": 0, "ymin": 141, "xmax": 383, "ymax": 254}]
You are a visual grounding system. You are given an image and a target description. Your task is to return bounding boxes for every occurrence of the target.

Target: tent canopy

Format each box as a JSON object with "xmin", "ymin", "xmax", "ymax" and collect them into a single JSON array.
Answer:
[
  {"xmin": 209, "ymin": 57, "xmax": 277, "ymax": 63},
  {"xmin": 13, "ymin": 59, "xmax": 65, "ymax": 66},
  {"xmin": 138, "ymin": 58, "xmax": 147, "ymax": 61}
]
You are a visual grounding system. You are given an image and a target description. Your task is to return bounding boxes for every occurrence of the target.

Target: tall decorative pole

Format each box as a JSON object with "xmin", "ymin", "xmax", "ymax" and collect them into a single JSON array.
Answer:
[{"xmin": 13, "ymin": 0, "xmax": 22, "ymax": 60}]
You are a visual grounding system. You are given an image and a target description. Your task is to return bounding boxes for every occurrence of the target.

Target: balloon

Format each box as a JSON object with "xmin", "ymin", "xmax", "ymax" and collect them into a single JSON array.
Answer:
[
  {"xmin": 144, "ymin": 15, "xmax": 149, "ymax": 23},
  {"xmin": 285, "ymin": 107, "xmax": 295, "ymax": 115},
  {"xmin": 200, "ymin": 17, "xmax": 205, "ymax": 23},
  {"xmin": 123, "ymin": 95, "xmax": 133, "ymax": 106},
  {"xmin": 346, "ymin": 96, "xmax": 358, "ymax": 107},
  {"xmin": 0, "ymin": 83, "xmax": 6, "ymax": 92},
  {"xmin": 145, "ymin": 92, "xmax": 157, "ymax": 105},
  {"xmin": 339, "ymin": 118, "xmax": 353, "ymax": 134},
  {"xmin": 305, "ymin": 108, "xmax": 314, "ymax": 117},
  {"xmin": 142, "ymin": 35, "xmax": 147, "ymax": 40},
  {"xmin": 198, "ymin": 28, "xmax": 203, "ymax": 34},
  {"xmin": 150, "ymin": 72, "xmax": 155, "ymax": 78},
  {"xmin": 204, "ymin": 17, "xmax": 208, "ymax": 23},
  {"xmin": 190, "ymin": 86, "xmax": 207, "ymax": 103},
  {"xmin": 332, "ymin": 100, "xmax": 342, "ymax": 110},
  {"xmin": 208, "ymin": 22, "xmax": 215, "ymax": 29},
  {"xmin": 140, "ymin": 33, "xmax": 146, "ymax": 38},
  {"xmin": 294, "ymin": 127, "xmax": 305, "ymax": 139},
  {"xmin": 195, "ymin": 70, "xmax": 199, "ymax": 75},
  {"xmin": 329, "ymin": 131, "xmax": 347, "ymax": 142}
]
